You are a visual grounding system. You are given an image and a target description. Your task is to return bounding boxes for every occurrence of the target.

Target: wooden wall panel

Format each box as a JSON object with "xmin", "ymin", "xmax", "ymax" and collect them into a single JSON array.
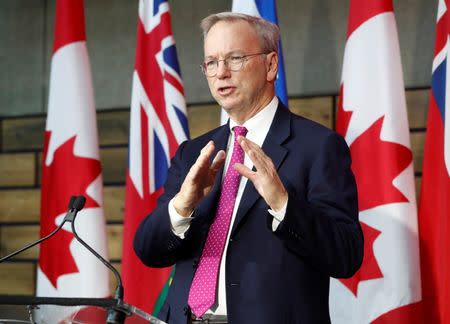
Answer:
[
  {"xmin": 97, "ymin": 111, "xmax": 130, "ymax": 146},
  {"xmin": 100, "ymin": 148, "xmax": 127, "ymax": 184},
  {"xmin": 187, "ymin": 104, "xmax": 221, "ymax": 139},
  {"xmin": 415, "ymin": 177, "xmax": 422, "ymax": 200},
  {"xmin": 411, "ymin": 132, "xmax": 425, "ymax": 173},
  {"xmin": 0, "ymin": 263, "xmax": 35, "ymax": 295},
  {"xmin": 0, "ymin": 225, "xmax": 39, "ymax": 259},
  {"xmin": 0, "ymin": 153, "xmax": 36, "ymax": 186},
  {"xmin": 406, "ymin": 89, "xmax": 429, "ymax": 129},
  {"xmin": 0, "ymin": 186, "xmax": 124, "ymax": 223},
  {"xmin": 107, "ymin": 224, "xmax": 123, "ymax": 260},
  {"xmin": 0, "ymin": 224, "xmax": 124, "ymax": 261},
  {"xmin": 104, "ymin": 186, "xmax": 125, "ymax": 222},
  {"xmin": 2, "ymin": 117, "xmax": 45, "ymax": 151},
  {"xmin": 0, "ymin": 189, "xmax": 40, "ymax": 223},
  {"xmin": 290, "ymin": 97, "xmax": 334, "ymax": 129},
  {"xmin": 36, "ymin": 152, "xmax": 43, "ymax": 185}
]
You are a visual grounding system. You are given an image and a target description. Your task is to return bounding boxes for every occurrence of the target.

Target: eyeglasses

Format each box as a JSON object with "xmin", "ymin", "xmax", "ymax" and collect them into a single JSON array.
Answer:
[{"xmin": 201, "ymin": 53, "xmax": 267, "ymax": 77}]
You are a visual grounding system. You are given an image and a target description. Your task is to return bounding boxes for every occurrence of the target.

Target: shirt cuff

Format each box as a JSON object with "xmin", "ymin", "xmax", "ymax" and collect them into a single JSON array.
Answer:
[
  {"xmin": 168, "ymin": 198, "xmax": 194, "ymax": 239},
  {"xmin": 268, "ymin": 198, "xmax": 288, "ymax": 232}
]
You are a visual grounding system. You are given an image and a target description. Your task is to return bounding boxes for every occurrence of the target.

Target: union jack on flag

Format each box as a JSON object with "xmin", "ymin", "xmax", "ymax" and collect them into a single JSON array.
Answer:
[
  {"xmin": 121, "ymin": 0, "xmax": 189, "ymax": 315},
  {"xmin": 419, "ymin": 0, "xmax": 450, "ymax": 322}
]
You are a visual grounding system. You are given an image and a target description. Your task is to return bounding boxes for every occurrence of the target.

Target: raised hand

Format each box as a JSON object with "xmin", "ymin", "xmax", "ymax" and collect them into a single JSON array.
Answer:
[
  {"xmin": 173, "ymin": 141, "xmax": 226, "ymax": 217},
  {"xmin": 234, "ymin": 136, "xmax": 288, "ymax": 211}
]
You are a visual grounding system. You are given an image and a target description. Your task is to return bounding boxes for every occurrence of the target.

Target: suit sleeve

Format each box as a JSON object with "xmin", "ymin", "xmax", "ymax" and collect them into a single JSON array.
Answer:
[
  {"xmin": 133, "ymin": 140, "xmax": 194, "ymax": 268},
  {"xmin": 275, "ymin": 132, "xmax": 364, "ymax": 278}
]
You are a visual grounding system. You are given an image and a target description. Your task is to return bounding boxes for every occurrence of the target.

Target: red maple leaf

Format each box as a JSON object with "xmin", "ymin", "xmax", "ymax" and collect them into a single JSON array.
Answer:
[
  {"xmin": 340, "ymin": 222, "xmax": 383, "ymax": 296},
  {"xmin": 337, "ymin": 86, "xmax": 413, "ymax": 295},
  {"xmin": 39, "ymin": 131, "xmax": 101, "ymax": 288},
  {"xmin": 349, "ymin": 116, "xmax": 412, "ymax": 212}
]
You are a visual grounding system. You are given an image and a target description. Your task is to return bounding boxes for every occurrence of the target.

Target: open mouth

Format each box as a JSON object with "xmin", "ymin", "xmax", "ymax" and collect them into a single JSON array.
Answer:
[{"xmin": 217, "ymin": 86, "xmax": 235, "ymax": 95}]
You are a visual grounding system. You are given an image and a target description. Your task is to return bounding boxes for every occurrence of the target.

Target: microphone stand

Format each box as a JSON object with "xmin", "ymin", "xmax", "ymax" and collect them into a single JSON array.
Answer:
[
  {"xmin": 69, "ymin": 203, "xmax": 127, "ymax": 324},
  {"xmin": 0, "ymin": 195, "xmax": 128, "ymax": 324},
  {"xmin": 0, "ymin": 196, "xmax": 78, "ymax": 263}
]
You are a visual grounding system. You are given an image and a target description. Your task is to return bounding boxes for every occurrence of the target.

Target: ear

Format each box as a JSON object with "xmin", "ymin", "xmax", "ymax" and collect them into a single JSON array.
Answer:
[{"xmin": 266, "ymin": 52, "xmax": 278, "ymax": 82}]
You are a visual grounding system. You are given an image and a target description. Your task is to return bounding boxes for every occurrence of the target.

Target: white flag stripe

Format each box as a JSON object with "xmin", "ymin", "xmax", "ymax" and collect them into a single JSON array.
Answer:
[
  {"xmin": 46, "ymin": 42, "xmax": 99, "ymax": 164},
  {"xmin": 341, "ymin": 13, "xmax": 410, "ymax": 147}
]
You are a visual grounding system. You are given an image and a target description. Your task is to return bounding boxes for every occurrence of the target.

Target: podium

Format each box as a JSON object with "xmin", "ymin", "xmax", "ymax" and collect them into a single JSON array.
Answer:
[{"xmin": 0, "ymin": 295, "xmax": 166, "ymax": 323}]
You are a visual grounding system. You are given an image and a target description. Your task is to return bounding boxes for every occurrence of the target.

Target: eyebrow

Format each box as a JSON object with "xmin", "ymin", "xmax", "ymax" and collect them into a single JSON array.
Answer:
[{"xmin": 204, "ymin": 51, "xmax": 245, "ymax": 60}]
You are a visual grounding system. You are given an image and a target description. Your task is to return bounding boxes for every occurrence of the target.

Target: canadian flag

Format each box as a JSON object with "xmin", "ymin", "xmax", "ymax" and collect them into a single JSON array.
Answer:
[
  {"xmin": 36, "ymin": 0, "xmax": 110, "ymax": 322},
  {"xmin": 330, "ymin": 1, "xmax": 422, "ymax": 322}
]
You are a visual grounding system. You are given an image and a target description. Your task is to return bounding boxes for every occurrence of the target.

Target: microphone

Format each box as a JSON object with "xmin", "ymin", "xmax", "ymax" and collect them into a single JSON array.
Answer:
[
  {"xmin": 67, "ymin": 196, "xmax": 126, "ymax": 323},
  {"xmin": 0, "ymin": 195, "xmax": 81, "ymax": 263},
  {"xmin": 0, "ymin": 195, "xmax": 127, "ymax": 323}
]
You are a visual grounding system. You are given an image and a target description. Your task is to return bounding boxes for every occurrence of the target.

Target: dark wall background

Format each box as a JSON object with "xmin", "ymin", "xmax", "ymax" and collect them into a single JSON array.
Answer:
[{"xmin": 0, "ymin": 0, "xmax": 437, "ymax": 117}]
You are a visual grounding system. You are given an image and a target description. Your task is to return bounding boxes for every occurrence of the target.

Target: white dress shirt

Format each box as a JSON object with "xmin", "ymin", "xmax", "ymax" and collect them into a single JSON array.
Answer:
[{"xmin": 168, "ymin": 96, "xmax": 287, "ymax": 315}]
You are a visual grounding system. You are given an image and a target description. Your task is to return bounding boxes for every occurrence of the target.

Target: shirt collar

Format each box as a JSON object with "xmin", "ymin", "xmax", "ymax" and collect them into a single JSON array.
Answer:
[{"xmin": 228, "ymin": 96, "xmax": 279, "ymax": 135}]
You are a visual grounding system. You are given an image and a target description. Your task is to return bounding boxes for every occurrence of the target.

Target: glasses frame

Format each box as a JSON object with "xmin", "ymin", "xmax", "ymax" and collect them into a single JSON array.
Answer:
[{"xmin": 201, "ymin": 52, "xmax": 268, "ymax": 77}]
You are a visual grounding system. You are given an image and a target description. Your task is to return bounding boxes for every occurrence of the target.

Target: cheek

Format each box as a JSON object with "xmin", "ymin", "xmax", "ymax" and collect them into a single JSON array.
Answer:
[
  {"xmin": 239, "ymin": 77, "xmax": 258, "ymax": 95},
  {"xmin": 207, "ymin": 79, "xmax": 217, "ymax": 92}
]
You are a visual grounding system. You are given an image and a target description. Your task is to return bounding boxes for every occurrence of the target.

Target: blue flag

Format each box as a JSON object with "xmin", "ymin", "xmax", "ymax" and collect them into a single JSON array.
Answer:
[{"xmin": 232, "ymin": 0, "xmax": 288, "ymax": 107}]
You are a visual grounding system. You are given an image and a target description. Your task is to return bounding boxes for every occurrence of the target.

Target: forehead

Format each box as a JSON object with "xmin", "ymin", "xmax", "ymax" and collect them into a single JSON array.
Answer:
[{"xmin": 204, "ymin": 20, "xmax": 261, "ymax": 57}]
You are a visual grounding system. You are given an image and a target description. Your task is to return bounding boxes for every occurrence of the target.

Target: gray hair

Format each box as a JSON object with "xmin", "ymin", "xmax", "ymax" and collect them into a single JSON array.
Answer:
[{"xmin": 200, "ymin": 12, "xmax": 280, "ymax": 54}]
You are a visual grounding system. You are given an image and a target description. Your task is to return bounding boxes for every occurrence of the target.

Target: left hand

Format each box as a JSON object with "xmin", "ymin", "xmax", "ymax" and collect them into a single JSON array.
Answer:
[{"xmin": 234, "ymin": 136, "xmax": 288, "ymax": 211}]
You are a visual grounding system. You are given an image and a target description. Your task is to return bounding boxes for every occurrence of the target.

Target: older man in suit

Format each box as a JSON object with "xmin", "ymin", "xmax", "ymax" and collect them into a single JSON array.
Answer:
[{"xmin": 134, "ymin": 12, "xmax": 363, "ymax": 324}]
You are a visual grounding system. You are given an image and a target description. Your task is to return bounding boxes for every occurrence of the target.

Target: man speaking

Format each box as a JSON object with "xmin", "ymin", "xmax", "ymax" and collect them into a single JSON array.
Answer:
[{"xmin": 134, "ymin": 12, "xmax": 363, "ymax": 324}]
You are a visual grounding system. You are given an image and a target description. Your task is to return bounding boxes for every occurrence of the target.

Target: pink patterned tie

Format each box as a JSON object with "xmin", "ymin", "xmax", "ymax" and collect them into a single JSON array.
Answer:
[{"xmin": 188, "ymin": 126, "xmax": 248, "ymax": 318}]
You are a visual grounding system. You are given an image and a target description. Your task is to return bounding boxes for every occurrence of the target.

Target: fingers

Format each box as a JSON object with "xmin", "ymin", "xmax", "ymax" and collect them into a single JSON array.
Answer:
[
  {"xmin": 189, "ymin": 141, "xmax": 215, "ymax": 174},
  {"xmin": 197, "ymin": 141, "xmax": 215, "ymax": 165},
  {"xmin": 237, "ymin": 136, "xmax": 270, "ymax": 173},
  {"xmin": 194, "ymin": 141, "xmax": 214, "ymax": 167},
  {"xmin": 211, "ymin": 150, "xmax": 226, "ymax": 172},
  {"xmin": 234, "ymin": 162, "xmax": 256, "ymax": 181}
]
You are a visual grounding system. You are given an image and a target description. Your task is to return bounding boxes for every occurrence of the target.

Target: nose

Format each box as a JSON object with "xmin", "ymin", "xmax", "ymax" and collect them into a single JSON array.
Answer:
[{"xmin": 215, "ymin": 60, "xmax": 231, "ymax": 79}]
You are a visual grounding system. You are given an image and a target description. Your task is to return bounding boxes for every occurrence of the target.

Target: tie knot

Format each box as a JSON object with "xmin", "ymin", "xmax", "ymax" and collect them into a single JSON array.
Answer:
[{"xmin": 233, "ymin": 126, "xmax": 248, "ymax": 138}]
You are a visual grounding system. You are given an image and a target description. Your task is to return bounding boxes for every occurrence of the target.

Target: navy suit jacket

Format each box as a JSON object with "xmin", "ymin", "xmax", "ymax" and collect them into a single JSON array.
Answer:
[{"xmin": 134, "ymin": 103, "xmax": 364, "ymax": 324}]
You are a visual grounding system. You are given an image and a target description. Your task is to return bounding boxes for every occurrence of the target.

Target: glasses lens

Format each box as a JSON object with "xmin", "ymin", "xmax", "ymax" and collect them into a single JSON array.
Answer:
[
  {"xmin": 203, "ymin": 61, "xmax": 217, "ymax": 76},
  {"xmin": 227, "ymin": 56, "xmax": 244, "ymax": 71}
]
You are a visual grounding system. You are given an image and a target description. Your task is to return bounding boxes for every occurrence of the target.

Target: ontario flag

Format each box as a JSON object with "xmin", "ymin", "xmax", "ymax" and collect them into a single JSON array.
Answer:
[
  {"xmin": 331, "ymin": 0, "xmax": 422, "ymax": 322},
  {"xmin": 220, "ymin": 0, "xmax": 288, "ymax": 124},
  {"xmin": 418, "ymin": 0, "xmax": 450, "ymax": 322},
  {"xmin": 121, "ymin": 0, "xmax": 189, "ymax": 315},
  {"xmin": 36, "ymin": 0, "xmax": 110, "ymax": 322}
]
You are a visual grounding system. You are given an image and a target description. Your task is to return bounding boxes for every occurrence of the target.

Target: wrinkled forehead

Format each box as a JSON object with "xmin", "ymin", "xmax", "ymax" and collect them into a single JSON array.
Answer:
[{"xmin": 203, "ymin": 20, "xmax": 262, "ymax": 57}]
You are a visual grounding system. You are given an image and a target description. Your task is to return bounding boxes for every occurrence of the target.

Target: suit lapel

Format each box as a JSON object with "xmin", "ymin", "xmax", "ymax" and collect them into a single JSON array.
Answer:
[{"xmin": 231, "ymin": 104, "xmax": 291, "ymax": 236}]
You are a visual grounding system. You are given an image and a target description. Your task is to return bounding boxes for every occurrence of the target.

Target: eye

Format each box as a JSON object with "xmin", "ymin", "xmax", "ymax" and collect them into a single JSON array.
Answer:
[
  {"xmin": 229, "ymin": 56, "xmax": 244, "ymax": 63},
  {"xmin": 205, "ymin": 60, "xmax": 217, "ymax": 68}
]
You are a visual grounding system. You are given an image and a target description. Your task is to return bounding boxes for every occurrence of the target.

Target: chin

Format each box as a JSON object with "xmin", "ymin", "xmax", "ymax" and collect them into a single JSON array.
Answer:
[{"xmin": 217, "ymin": 98, "xmax": 241, "ymax": 112}]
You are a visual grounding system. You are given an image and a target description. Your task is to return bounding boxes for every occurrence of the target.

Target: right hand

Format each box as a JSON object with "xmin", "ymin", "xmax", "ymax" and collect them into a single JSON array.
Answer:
[{"xmin": 173, "ymin": 141, "xmax": 226, "ymax": 217}]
